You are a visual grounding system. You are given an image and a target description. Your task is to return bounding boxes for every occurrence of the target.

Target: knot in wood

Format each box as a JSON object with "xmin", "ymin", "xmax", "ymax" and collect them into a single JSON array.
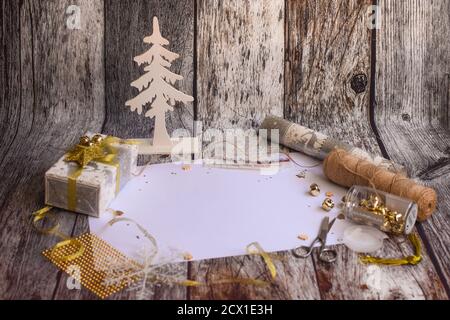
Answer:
[
  {"xmin": 350, "ymin": 74, "xmax": 368, "ymax": 94},
  {"xmin": 402, "ymin": 114, "xmax": 411, "ymax": 122}
]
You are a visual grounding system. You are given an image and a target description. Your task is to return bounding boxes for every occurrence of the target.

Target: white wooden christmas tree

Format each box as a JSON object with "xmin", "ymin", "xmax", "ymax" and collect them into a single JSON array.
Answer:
[{"xmin": 126, "ymin": 17, "xmax": 195, "ymax": 154}]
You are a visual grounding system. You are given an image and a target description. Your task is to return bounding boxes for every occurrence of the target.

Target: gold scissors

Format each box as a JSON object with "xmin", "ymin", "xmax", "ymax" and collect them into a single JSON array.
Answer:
[{"xmin": 292, "ymin": 217, "xmax": 337, "ymax": 263}]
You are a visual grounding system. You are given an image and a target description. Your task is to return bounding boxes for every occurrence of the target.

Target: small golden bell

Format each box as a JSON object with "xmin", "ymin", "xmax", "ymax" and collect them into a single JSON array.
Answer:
[
  {"xmin": 309, "ymin": 183, "xmax": 320, "ymax": 197},
  {"xmin": 366, "ymin": 195, "xmax": 382, "ymax": 211},
  {"xmin": 322, "ymin": 198, "xmax": 335, "ymax": 212},
  {"xmin": 375, "ymin": 205, "xmax": 387, "ymax": 216},
  {"xmin": 79, "ymin": 136, "xmax": 91, "ymax": 146},
  {"xmin": 394, "ymin": 212, "xmax": 404, "ymax": 223},
  {"xmin": 91, "ymin": 134, "xmax": 104, "ymax": 144}
]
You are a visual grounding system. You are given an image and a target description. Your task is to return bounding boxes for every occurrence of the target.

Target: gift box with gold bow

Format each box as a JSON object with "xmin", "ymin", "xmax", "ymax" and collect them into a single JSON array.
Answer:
[{"xmin": 45, "ymin": 134, "xmax": 138, "ymax": 217}]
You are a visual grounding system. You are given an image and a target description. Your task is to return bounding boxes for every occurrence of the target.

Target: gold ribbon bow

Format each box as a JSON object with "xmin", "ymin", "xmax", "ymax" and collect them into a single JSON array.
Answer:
[{"xmin": 65, "ymin": 135, "xmax": 121, "ymax": 211}]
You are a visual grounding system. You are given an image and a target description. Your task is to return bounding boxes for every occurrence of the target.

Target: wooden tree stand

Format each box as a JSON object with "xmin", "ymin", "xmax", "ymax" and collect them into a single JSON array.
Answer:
[{"xmin": 134, "ymin": 136, "xmax": 200, "ymax": 155}]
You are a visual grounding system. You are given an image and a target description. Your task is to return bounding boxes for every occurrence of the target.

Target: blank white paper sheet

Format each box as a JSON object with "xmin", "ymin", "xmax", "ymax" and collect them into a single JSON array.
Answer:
[{"xmin": 89, "ymin": 153, "xmax": 351, "ymax": 263}]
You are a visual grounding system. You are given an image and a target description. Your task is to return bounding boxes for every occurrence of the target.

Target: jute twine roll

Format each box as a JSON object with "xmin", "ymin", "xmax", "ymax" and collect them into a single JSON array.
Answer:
[{"xmin": 323, "ymin": 149, "xmax": 436, "ymax": 221}]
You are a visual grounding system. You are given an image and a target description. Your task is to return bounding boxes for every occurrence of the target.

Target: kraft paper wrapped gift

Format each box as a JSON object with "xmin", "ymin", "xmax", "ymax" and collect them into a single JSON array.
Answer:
[{"xmin": 45, "ymin": 134, "xmax": 138, "ymax": 217}]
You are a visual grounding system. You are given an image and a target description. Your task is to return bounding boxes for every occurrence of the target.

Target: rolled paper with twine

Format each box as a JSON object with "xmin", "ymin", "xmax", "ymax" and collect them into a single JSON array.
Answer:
[
  {"xmin": 260, "ymin": 115, "xmax": 406, "ymax": 174},
  {"xmin": 323, "ymin": 149, "xmax": 437, "ymax": 221}
]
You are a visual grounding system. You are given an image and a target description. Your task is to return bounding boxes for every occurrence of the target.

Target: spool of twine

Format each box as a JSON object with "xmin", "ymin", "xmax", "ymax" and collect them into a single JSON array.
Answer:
[{"xmin": 323, "ymin": 149, "xmax": 436, "ymax": 221}]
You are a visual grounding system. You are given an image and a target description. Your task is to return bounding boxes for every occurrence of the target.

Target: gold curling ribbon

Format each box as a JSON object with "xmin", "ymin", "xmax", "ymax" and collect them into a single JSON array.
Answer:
[
  {"xmin": 246, "ymin": 242, "xmax": 277, "ymax": 280},
  {"xmin": 360, "ymin": 233, "xmax": 422, "ymax": 266},
  {"xmin": 108, "ymin": 217, "xmax": 158, "ymax": 258},
  {"xmin": 32, "ymin": 206, "xmax": 85, "ymax": 262}
]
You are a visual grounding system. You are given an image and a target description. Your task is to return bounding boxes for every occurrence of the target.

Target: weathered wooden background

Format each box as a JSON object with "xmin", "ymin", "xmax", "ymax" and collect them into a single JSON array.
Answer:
[{"xmin": 1, "ymin": 0, "xmax": 449, "ymax": 300}]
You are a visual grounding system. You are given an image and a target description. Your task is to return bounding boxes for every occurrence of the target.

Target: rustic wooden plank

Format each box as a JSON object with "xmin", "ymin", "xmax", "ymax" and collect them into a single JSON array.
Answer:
[
  {"xmin": 376, "ymin": 0, "xmax": 450, "ymax": 127},
  {"xmin": 197, "ymin": 0, "xmax": 285, "ymax": 131},
  {"xmin": 285, "ymin": 0, "xmax": 377, "ymax": 153},
  {"xmin": 189, "ymin": 251, "xmax": 320, "ymax": 300},
  {"xmin": 376, "ymin": 0, "xmax": 450, "ymax": 297},
  {"xmin": 375, "ymin": 124, "xmax": 450, "ymax": 297},
  {"xmin": 103, "ymin": 0, "xmax": 195, "ymax": 139},
  {"xmin": 0, "ymin": 0, "xmax": 21, "ymax": 156},
  {"xmin": 189, "ymin": 0, "xmax": 320, "ymax": 300},
  {"xmin": 285, "ymin": 0, "xmax": 447, "ymax": 299},
  {"xmin": 0, "ymin": 0, "xmax": 104, "ymax": 299}
]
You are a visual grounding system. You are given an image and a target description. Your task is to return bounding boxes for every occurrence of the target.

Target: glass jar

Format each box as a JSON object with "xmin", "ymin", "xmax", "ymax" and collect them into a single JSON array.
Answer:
[{"xmin": 343, "ymin": 186, "xmax": 418, "ymax": 235}]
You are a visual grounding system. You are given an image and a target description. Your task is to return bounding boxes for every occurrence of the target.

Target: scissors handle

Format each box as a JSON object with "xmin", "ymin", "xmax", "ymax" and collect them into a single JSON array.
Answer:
[
  {"xmin": 318, "ymin": 247, "xmax": 337, "ymax": 263},
  {"xmin": 291, "ymin": 237, "xmax": 319, "ymax": 259},
  {"xmin": 292, "ymin": 239, "xmax": 337, "ymax": 263}
]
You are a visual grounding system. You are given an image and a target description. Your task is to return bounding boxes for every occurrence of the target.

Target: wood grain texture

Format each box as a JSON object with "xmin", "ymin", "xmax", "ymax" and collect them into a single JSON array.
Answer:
[
  {"xmin": 376, "ymin": 1, "xmax": 450, "ymax": 295},
  {"xmin": 285, "ymin": 0, "xmax": 447, "ymax": 300},
  {"xmin": 0, "ymin": 0, "xmax": 104, "ymax": 299},
  {"xmin": 285, "ymin": 0, "xmax": 376, "ymax": 153},
  {"xmin": 188, "ymin": 252, "xmax": 320, "ymax": 300},
  {"xmin": 376, "ymin": 0, "xmax": 450, "ymax": 127},
  {"xmin": 103, "ymin": 0, "xmax": 195, "ymax": 139},
  {"xmin": 374, "ymin": 124, "xmax": 450, "ymax": 297},
  {"xmin": 197, "ymin": 0, "xmax": 285, "ymax": 131}
]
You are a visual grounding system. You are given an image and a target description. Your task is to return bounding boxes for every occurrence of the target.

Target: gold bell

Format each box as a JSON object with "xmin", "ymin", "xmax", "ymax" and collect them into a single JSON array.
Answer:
[
  {"xmin": 366, "ymin": 195, "xmax": 381, "ymax": 211},
  {"xmin": 322, "ymin": 198, "xmax": 335, "ymax": 212},
  {"xmin": 394, "ymin": 212, "xmax": 404, "ymax": 223},
  {"xmin": 309, "ymin": 184, "xmax": 320, "ymax": 197},
  {"xmin": 79, "ymin": 136, "xmax": 91, "ymax": 146},
  {"xmin": 91, "ymin": 134, "xmax": 104, "ymax": 144}
]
